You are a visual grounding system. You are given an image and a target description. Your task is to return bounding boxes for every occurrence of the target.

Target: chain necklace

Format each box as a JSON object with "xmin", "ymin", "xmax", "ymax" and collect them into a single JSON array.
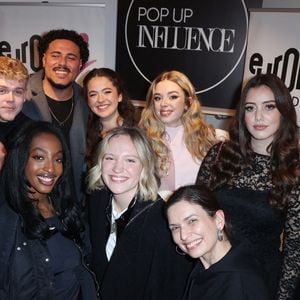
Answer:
[{"xmin": 48, "ymin": 96, "xmax": 74, "ymax": 127}]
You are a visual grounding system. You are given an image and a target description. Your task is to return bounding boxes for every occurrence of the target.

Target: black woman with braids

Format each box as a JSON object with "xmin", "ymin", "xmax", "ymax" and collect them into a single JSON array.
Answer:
[{"xmin": 196, "ymin": 73, "xmax": 299, "ymax": 300}]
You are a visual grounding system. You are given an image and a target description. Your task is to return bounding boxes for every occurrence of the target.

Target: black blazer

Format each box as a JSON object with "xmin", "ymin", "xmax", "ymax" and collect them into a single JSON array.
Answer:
[{"xmin": 88, "ymin": 189, "xmax": 194, "ymax": 300}]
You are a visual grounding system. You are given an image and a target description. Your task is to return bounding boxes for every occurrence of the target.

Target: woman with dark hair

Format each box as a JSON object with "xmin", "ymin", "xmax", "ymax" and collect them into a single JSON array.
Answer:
[
  {"xmin": 83, "ymin": 68, "xmax": 137, "ymax": 167},
  {"xmin": 196, "ymin": 73, "xmax": 299, "ymax": 299},
  {"xmin": 0, "ymin": 121, "xmax": 98, "ymax": 299},
  {"xmin": 166, "ymin": 185, "xmax": 269, "ymax": 300}
]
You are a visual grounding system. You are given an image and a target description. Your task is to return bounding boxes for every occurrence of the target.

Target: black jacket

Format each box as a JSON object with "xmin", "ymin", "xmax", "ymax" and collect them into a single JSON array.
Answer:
[
  {"xmin": 88, "ymin": 189, "xmax": 194, "ymax": 300},
  {"xmin": 0, "ymin": 112, "xmax": 31, "ymax": 143},
  {"xmin": 183, "ymin": 243, "xmax": 269, "ymax": 300},
  {"xmin": 0, "ymin": 202, "xmax": 98, "ymax": 300}
]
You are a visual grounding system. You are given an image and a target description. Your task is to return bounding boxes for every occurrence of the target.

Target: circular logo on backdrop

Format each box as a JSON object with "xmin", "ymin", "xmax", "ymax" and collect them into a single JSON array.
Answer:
[{"xmin": 125, "ymin": 0, "xmax": 248, "ymax": 93}]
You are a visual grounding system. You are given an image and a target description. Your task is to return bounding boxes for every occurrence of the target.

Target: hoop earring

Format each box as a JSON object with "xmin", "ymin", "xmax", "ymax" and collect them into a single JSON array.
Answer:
[
  {"xmin": 176, "ymin": 245, "xmax": 186, "ymax": 256},
  {"xmin": 217, "ymin": 229, "xmax": 224, "ymax": 241}
]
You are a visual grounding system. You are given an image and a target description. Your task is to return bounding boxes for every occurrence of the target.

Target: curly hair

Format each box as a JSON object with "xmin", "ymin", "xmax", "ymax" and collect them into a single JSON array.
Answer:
[
  {"xmin": 83, "ymin": 68, "xmax": 138, "ymax": 167},
  {"xmin": 1, "ymin": 121, "xmax": 83, "ymax": 240},
  {"xmin": 87, "ymin": 126, "xmax": 160, "ymax": 201},
  {"xmin": 38, "ymin": 29, "xmax": 89, "ymax": 66},
  {"xmin": 139, "ymin": 70, "xmax": 216, "ymax": 175},
  {"xmin": 0, "ymin": 56, "xmax": 28, "ymax": 82},
  {"xmin": 209, "ymin": 73, "xmax": 299, "ymax": 209}
]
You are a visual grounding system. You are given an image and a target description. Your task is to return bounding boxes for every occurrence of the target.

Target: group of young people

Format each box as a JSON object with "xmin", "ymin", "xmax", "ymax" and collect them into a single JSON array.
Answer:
[{"xmin": 0, "ymin": 28, "xmax": 298, "ymax": 300}]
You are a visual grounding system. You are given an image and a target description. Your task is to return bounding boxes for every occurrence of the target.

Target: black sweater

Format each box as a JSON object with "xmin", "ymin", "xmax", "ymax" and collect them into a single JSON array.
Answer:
[{"xmin": 183, "ymin": 243, "xmax": 269, "ymax": 300}]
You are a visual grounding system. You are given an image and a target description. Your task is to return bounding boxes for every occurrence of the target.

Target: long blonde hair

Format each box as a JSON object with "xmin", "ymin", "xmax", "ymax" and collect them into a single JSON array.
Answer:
[{"xmin": 139, "ymin": 70, "xmax": 216, "ymax": 174}]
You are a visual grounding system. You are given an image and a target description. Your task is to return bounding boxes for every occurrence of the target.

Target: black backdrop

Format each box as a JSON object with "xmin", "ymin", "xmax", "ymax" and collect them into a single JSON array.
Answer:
[{"xmin": 116, "ymin": 0, "xmax": 262, "ymax": 110}]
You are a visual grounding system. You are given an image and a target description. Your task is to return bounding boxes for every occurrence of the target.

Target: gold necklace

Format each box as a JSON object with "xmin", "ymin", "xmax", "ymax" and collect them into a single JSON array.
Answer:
[{"xmin": 48, "ymin": 96, "xmax": 74, "ymax": 127}]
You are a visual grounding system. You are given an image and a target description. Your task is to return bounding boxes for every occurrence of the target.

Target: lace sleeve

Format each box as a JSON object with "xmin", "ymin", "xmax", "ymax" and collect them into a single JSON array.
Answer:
[
  {"xmin": 196, "ymin": 143, "xmax": 222, "ymax": 186},
  {"xmin": 278, "ymin": 188, "xmax": 300, "ymax": 299}
]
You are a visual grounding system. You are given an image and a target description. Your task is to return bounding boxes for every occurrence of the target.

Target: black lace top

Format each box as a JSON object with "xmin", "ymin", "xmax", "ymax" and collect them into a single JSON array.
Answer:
[{"xmin": 197, "ymin": 143, "xmax": 300, "ymax": 300}]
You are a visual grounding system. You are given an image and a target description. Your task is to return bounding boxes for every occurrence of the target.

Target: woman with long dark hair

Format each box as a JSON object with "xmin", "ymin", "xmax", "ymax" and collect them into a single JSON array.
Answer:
[
  {"xmin": 0, "ymin": 121, "xmax": 98, "ymax": 299},
  {"xmin": 197, "ymin": 73, "xmax": 299, "ymax": 299}
]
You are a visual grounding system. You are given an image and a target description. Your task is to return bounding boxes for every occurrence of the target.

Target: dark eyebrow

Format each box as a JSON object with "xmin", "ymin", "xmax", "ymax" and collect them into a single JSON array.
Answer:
[
  {"xmin": 50, "ymin": 51, "xmax": 78, "ymax": 57},
  {"xmin": 183, "ymin": 213, "xmax": 198, "ymax": 221},
  {"xmin": 168, "ymin": 214, "xmax": 198, "ymax": 227},
  {"xmin": 262, "ymin": 100, "xmax": 276, "ymax": 104},
  {"xmin": 245, "ymin": 100, "xmax": 276, "ymax": 105},
  {"xmin": 30, "ymin": 147, "xmax": 63, "ymax": 155},
  {"xmin": 30, "ymin": 147, "xmax": 47, "ymax": 153}
]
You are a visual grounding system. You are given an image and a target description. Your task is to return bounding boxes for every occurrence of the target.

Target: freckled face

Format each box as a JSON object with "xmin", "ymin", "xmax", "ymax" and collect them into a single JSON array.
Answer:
[
  {"xmin": 87, "ymin": 76, "xmax": 122, "ymax": 121},
  {"xmin": 167, "ymin": 201, "xmax": 220, "ymax": 261},
  {"xmin": 244, "ymin": 85, "xmax": 281, "ymax": 149},
  {"xmin": 25, "ymin": 133, "xmax": 64, "ymax": 201},
  {"xmin": 153, "ymin": 80, "xmax": 187, "ymax": 127},
  {"xmin": 101, "ymin": 135, "xmax": 143, "ymax": 202}
]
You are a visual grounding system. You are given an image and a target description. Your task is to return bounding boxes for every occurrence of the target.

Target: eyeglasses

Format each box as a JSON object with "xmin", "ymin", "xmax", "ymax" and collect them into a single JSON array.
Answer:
[{"xmin": 0, "ymin": 86, "xmax": 25, "ymax": 97}]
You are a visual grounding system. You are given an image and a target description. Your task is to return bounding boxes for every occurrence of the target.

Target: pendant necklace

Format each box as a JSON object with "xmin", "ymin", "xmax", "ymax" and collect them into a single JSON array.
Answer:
[{"xmin": 48, "ymin": 96, "xmax": 74, "ymax": 127}]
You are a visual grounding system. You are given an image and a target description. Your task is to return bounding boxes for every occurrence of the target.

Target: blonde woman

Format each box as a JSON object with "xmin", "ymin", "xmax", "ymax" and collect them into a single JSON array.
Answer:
[
  {"xmin": 87, "ymin": 126, "xmax": 193, "ymax": 300},
  {"xmin": 139, "ymin": 70, "xmax": 226, "ymax": 199}
]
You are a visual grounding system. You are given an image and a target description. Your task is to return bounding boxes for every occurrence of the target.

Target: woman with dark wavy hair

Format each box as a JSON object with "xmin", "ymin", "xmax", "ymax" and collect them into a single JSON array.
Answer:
[
  {"xmin": 0, "ymin": 121, "xmax": 98, "ymax": 299},
  {"xmin": 196, "ymin": 73, "xmax": 299, "ymax": 299},
  {"xmin": 83, "ymin": 68, "xmax": 138, "ymax": 167}
]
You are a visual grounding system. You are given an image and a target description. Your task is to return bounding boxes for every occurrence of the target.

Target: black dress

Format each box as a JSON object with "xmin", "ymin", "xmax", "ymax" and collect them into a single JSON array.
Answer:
[
  {"xmin": 183, "ymin": 243, "xmax": 269, "ymax": 300},
  {"xmin": 197, "ymin": 143, "xmax": 300, "ymax": 300}
]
